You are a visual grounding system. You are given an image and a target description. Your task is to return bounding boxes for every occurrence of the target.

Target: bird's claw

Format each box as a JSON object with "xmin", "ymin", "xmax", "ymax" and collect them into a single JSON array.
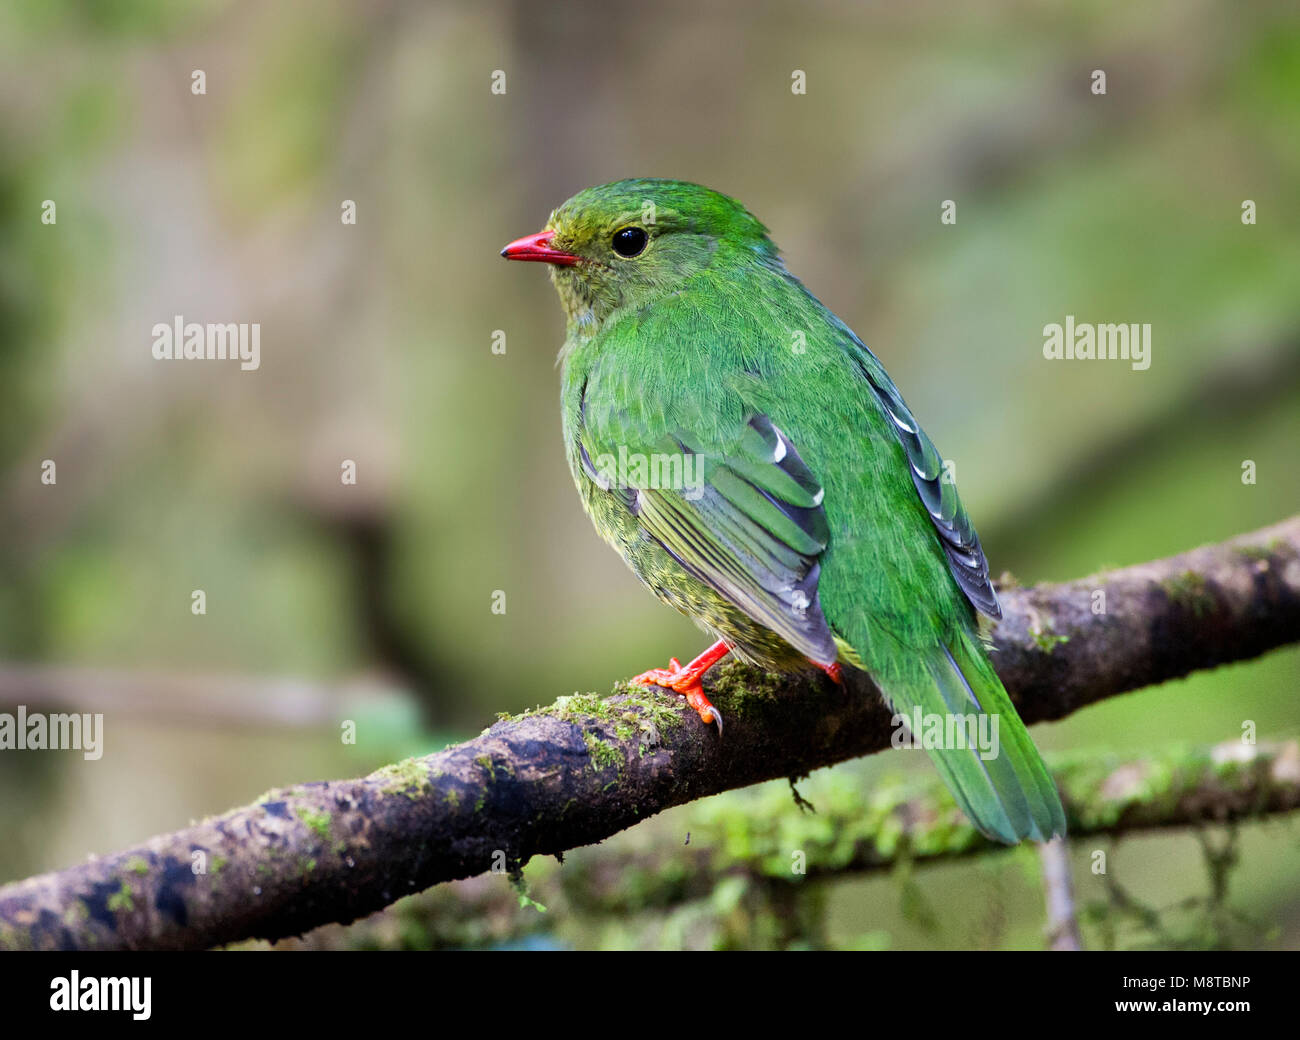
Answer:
[
  {"xmin": 631, "ymin": 661, "xmax": 723, "ymax": 734},
  {"xmin": 630, "ymin": 664, "xmax": 682, "ymax": 688}
]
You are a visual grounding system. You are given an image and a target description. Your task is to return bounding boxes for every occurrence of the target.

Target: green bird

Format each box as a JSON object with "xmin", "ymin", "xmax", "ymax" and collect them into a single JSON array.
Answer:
[{"xmin": 501, "ymin": 179, "xmax": 1065, "ymax": 844}]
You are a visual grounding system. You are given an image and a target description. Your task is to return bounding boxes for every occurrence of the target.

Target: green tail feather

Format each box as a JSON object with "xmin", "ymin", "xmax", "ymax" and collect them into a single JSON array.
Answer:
[{"xmin": 886, "ymin": 634, "xmax": 1066, "ymax": 844}]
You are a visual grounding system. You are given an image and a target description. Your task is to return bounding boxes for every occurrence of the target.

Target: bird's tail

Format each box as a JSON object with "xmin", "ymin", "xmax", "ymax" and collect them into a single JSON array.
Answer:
[{"xmin": 884, "ymin": 632, "xmax": 1066, "ymax": 844}]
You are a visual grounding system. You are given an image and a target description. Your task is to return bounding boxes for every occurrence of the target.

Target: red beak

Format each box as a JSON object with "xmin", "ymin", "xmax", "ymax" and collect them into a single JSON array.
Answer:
[{"xmin": 500, "ymin": 229, "xmax": 581, "ymax": 266}]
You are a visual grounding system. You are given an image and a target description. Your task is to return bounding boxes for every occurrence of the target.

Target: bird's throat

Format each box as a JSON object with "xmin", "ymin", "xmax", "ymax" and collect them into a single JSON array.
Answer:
[{"xmin": 550, "ymin": 265, "xmax": 618, "ymax": 335}]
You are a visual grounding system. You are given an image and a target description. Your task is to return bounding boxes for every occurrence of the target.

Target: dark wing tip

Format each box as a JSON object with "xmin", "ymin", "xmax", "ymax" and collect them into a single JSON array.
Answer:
[{"xmin": 849, "ymin": 346, "xmax": 1003, "ymax": 620}]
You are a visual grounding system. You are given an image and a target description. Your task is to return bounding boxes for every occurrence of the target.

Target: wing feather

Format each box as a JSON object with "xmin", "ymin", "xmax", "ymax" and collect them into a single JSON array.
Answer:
[
  {"xmin": 844, "ymin": 338, "xmax": 1002, "ymax": 619},
  {"xmin": 580, "ymin": 412, "xmax": 838, "ymax": 665}
]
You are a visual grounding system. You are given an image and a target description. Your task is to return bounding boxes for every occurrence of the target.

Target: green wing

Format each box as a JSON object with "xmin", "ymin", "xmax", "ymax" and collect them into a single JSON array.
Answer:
[
  {"xmin": 839, "ymin": 331, "xmax": 1002, "ymax": 619},
  {"xmin": 577, "ymin": 409, "xmax": 839, "ymax": 666}
]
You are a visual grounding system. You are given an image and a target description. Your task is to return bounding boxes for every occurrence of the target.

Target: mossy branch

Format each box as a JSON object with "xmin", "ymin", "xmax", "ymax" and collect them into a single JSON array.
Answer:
[
  {"xmin": 2, "ymin": 517, "xmax": 1299, "ymax": 951},
  {"xmin": 276, "ymin": 737, "xmax": 1300, "ymax": 949}
]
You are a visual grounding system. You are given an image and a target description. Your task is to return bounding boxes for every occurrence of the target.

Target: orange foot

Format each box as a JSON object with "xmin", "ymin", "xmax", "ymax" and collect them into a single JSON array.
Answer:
[
  {"xmin": 632, "ymin": 639, "xmax": 729, "ymax": 733},
  {"xmin": 815, "ymin": 660, "xmax": 843, "ymax": 685}
]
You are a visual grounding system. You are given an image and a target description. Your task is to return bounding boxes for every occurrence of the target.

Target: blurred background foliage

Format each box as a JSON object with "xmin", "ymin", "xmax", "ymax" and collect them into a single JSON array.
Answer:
[{"xmin": 0, "ymin": 0, "xmax": 1297, "ymax": 948}]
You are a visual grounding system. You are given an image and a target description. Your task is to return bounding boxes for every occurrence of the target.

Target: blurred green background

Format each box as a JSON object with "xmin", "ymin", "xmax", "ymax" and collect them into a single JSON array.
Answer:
[{"xmin": 1, "ymin": 0, "xmax": 1297, "ymax": 948}]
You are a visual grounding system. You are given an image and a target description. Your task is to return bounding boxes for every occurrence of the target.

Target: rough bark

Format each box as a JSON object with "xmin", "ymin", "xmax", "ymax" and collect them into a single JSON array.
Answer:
[
  {"xmin": 275, "ymin": 738, "xmax": 1300, "ymax": 950},
  {"xmin": 1, "ymin": 517, "xmax": 1298, "ymax": 951}
]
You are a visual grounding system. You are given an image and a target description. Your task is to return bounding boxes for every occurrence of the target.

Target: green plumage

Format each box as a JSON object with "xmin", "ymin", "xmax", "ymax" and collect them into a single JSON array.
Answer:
[{"xmin": 520, "ymin": 179, "xmax": 1064, "ymax": 844}]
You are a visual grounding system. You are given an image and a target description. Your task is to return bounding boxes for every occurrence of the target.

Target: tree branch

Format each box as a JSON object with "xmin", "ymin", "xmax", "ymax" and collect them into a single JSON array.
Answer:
[
  {"xmin": 274, "ymin": 737, "xmax": 1300, "ymax": 949},
  {"xmin": 1040, "ymin": 838, "xmax": 1084, "ymax": 951},
  {"xmin": 2, "ymin": 517, "xmax": 1298, "ymax": 950}
]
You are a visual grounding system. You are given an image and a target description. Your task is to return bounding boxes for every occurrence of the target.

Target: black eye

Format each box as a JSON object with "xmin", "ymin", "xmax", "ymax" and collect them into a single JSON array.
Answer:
[{"xmin": 611, "ymin": 226, "xmax": 648, "ymax": 258}]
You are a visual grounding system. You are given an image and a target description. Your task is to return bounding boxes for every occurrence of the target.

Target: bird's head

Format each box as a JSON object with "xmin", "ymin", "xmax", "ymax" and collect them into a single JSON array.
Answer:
[{"xmin": 501, "ymin": 179, "xmax": 778, "ymax": 331}]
